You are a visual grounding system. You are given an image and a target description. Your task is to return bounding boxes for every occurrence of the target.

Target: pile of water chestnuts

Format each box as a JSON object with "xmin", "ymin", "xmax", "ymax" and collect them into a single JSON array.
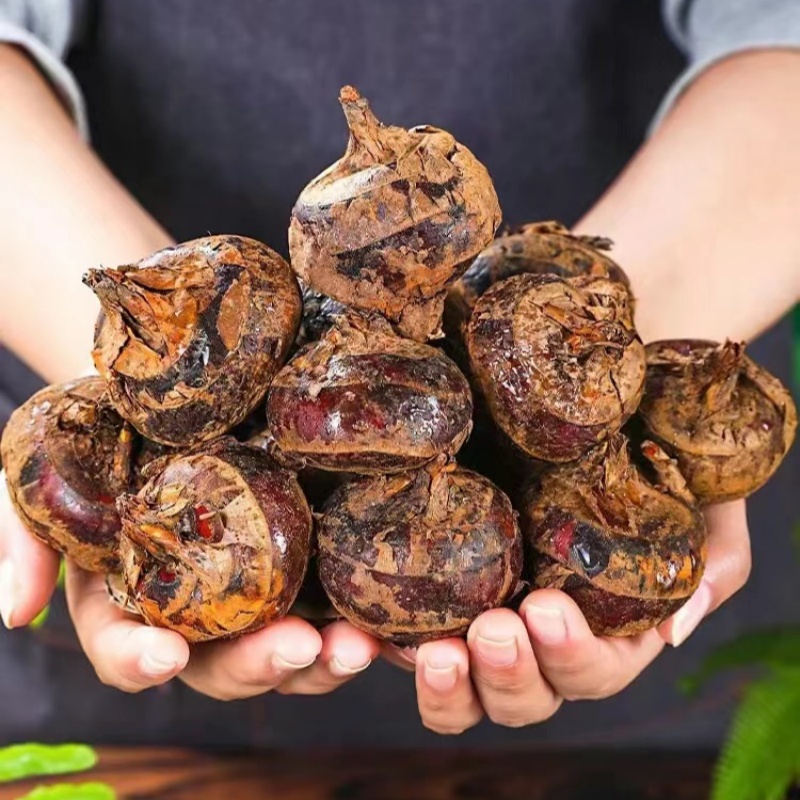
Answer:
[{"xmin": 2, "ymin": 87, "xmax": 796, "ymax": 646}]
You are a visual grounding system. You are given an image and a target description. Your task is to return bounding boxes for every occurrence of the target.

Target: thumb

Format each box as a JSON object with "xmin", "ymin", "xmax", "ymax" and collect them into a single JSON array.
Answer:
[
  {"xmin": 0, "ymin": 471, "xmax": 61, "ymax": 628},
  {"xmin": 659, "ymin": 500, "xmax": 751, "ymax": 647}
]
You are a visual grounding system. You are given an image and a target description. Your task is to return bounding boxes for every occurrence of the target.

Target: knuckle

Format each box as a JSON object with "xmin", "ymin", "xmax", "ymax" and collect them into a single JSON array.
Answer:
[
  {"xmin": 421, "ymin": 696, "xmax": 451, "ymax": 715},
  {"xmin": 545, "ymin": 657, "xmax": 593, "ymax": 680},
  {"xmin": 95, "ymin": 668, "xmax": 140, "ymax": 694},
  {"xmin": 563, "ymin": 677, "xmax": 618, "ymax": 702},
  {"xmin": 477, "ymin": 668, "xmax": 530, "ymax": 695},
  {"xmin": 206, "ymin": 686, "xmax": 242, "ymax": 702},
  {"xmin": 94, "ymin": 669, "xmax": 116, "ymax": 689},
  {"xmin": 277, "ymin": 680, "xmax": 336, "ymax": 697},
  {"xmin": 729, "ymin": 548, "xmax": 753, "ymax": 593},
  {"xmin": 485, "ymin": 699, "xmax": 559, "ymax": 728},
  {"xmin": 422, "ymin": 717, "xmax": 470, "ymax": 736},
  {"xmin": 486, "ymin": 708, "xmax": 532, "ymax": 728},
  {"xmin": 183, "ymin": 676, "xmax": 246, "ymax": 702}
]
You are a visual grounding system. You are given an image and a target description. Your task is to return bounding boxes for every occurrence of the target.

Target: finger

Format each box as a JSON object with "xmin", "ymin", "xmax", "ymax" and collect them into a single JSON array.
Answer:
[
  {"xmin": 0, "ymin": 473, "xmax": 61, "ymax": 628},
  {"xmin": 467, "ymin": 608, "xmax": 562, "ymax": 727},
  {"xmin": 659, "ymin": 499, "xmax": 751, "ymax": 647},
  {"xmin": 66, "ymin": 563, "xmax": 189, "ymax": 692},
  {"xmin": 275, "ymin": 621, "xmax": 379, "ymax": 695},
  {"xmin": 381, "ymin": 643, "xmax": 418, "ymax": 673},
  {"xmin": 521, "ymin": 589, "xmax": 664, "ymax": 701},
  {"xmin": 180, "ymin": 616, "xmax": 322, "ymax": 701},
  {"xmin": 415, "ymin": 638, "xmax": 483, "ymax": 735}
]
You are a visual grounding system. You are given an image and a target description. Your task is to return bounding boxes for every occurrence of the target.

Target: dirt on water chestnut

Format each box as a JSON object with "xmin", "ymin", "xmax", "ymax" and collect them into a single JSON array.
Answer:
[
  {"xmin": 522, "ymin": 434, "xmax": 707, "ymax": 637},
  {"xmin": 638, "ymin": 339, "xmax": 797, "ymax": 504},
  {"xmin": 1, "ymin": 377, "xmax": 137, "ymax": 572},
  {"xmin": 117, "ymin": 438, "xmax": 312, "ymax": 642},
  {"xmin": 317, "ymin": 459, "xmax": 523, "ymax": 646},
  {"xmin": 289, "ymin": 86, "xmax": 501, "ymax": 342},
  {"xmin": 467, "ymin": 273, "xmax": 646, "ymax": 463},
  {"xmin": 84, "ymin": 235, "xmax": 301, "ymax": 447},
  {"xmin": 267, "ymin": 313, "xmax": 473, "ymax": 474}
]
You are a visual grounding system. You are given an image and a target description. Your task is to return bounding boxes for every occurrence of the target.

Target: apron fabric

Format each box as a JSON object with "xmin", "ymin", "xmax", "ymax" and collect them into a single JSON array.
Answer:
[{"xmin": 1, "ymin": 0, "xmax": 797, "ymax": 749}]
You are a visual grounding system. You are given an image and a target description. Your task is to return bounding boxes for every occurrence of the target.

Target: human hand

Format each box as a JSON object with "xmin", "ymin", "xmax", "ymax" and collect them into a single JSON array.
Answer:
[
  {"xmin": 409, "ymin": 499, "xmax": 751, "ymax": 734},
  {"xmin": 0, "ymin": 471, "xmax": 380, "ymax": 699}
]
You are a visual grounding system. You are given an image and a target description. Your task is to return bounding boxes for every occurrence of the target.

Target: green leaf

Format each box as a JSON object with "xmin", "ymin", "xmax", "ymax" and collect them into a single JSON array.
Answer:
[
  {"xmin": 712, "ymin": 672, "xmax": 800, "ymax": 800},
  {"xmin": 27, "ymin": 561, "xmax": 66, "ymax": 630},
  {"xmin": 0, "ymin": 745, "xmax": 97, "ymax": 783},
  {"xmin": 680, "ymin": 629, "xmax": 800, "ymax": 695},
  {"xmin": 16, "ymin": 782, "xmax": 115, "ymax": 800},
  {"xmin": 28, "ymin": 606, "xmax": 50, "ymax": 630}
]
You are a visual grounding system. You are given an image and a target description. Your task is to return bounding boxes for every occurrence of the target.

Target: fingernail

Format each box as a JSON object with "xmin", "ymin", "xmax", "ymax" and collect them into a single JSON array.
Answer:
[
  {"xmin": 273, "ymin": 653, "xmax": 318, "ymax": 670},
  {"xmin": 670, "ymin": 582, "xmax": 713, "ymax": 647},
  {"xmin": 397, "ymin": 646, "xmax": 418, "ymax": 665},
  {"xmin": 273, "ymin": 639, "xmax": 321, "ymax": 671},
  {"xmin": 474, "ymin": 634, "xmax": 518, "ymax": 667},
  {"xmin": 330, "ymin": 657, "xmax": 371, "ymax": 676},
  {"xmin": 524, "ymin": 604, "xmax": 568, "ymax": 645},
  {"xmin": 139, "ymin": 652, "xmax": 182, "ymax": 678},
  {"xmin": 423, "ymin": 659, "xmax": 458, "ymax": 692},
  {"xmin": 0, "ymin": 559, "xmax": 17, "ymax": 629}
]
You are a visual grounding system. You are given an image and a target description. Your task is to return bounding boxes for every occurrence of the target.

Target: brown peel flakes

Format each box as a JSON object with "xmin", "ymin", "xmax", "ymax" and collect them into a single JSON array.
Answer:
[
  {"xmin": 0, "ymin": 377, "xmax": 137, "ymax": 572},
  {"xmin": 522, "ymin": 434, "xmax": 707, "ymax": 636},
  {"xmin": 444, "ymin": 221, "xmax": 632, "ymax": 360},
  {"xmin": 289, "ymin": 86, "xmax": 501, "ymax": 342},
  {"xmin": 638, "ymin": 339, "xmax": 797, "ymax": 504},
  {"xmin": 84, "ymin": 235, "xmax": 301, "ymax": 447},
  {"xmin": 117, "ymin": 438, "xmax": 312, "ymax": 642},
  {"xmin": 317, "ymin": 460, "xmax": 522, "ymax": 646},
  {"xmin": 467, "ymin": 273, "xmax": 646, "ymax": 462},
  {"xmin": 267, "ymin": 313, "xmax": 473, "ymax": 474}
]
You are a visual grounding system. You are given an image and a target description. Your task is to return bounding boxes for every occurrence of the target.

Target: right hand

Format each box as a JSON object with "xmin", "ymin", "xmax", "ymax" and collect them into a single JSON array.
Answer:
[{"xmin": 0, "ymin": 472, "xmax": 379, "ymax": 700}]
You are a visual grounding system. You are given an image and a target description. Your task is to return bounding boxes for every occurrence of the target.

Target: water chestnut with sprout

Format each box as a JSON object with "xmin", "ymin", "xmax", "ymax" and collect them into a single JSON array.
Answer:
[
  {"xmin": 445, "ymin": 221, "xmax": 632, "ymax": 350},
  {"xmin": 467, "ymin": 273, "xmax": 645, "ymax": 462},
  {"xmin": 289, "ymin": 86, "xmax": 501, "ymax": 342},
  {"xmin": 1, "ymin": 378, "xmax": 135, "ymax": 572},
  {"xmin": 639, "ymin": 340, "xmax": 797, "ymax": 504},
  {"xmin": 85, "ymin": 235, "xmax": 301, "ymax": 447},
  {"xmin": 317, "ymin": 460, "xmax": 522, "ymax": 646},
  {"xmin": 117, "ymin": 438, "xmax": 312, "ymax": 642},
  {"xmin": 522, "ymin": 434, "xmax": 707, "ymax": 637}
]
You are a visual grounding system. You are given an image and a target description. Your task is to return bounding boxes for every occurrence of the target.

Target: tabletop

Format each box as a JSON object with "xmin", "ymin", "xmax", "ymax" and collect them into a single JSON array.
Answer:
[{"xmin": 0, "ymin": 748, "xmax": 717, "ymax": 799}]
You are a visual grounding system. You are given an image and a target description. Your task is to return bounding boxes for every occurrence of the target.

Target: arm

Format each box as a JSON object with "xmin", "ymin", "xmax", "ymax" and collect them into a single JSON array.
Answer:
[
  {"xmin": 576, "ymin": 50, "xmax": 800, "ymax": 344},
  {"xmin": 0, "ymin": 43, "xmax": 379, "ymax": 697},
  {"xmin": 412, "ymin": 50, "xmax": 798, "ymax": 734},
  {"xmin": 0, "ymin": 44, "xmax": 171, "ymax": 381}
]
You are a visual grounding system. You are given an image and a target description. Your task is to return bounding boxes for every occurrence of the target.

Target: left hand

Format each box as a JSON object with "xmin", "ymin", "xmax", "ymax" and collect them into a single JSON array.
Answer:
[{"xmin": 406, "ymin": 499, "xmax": 752, "ymax": 734}]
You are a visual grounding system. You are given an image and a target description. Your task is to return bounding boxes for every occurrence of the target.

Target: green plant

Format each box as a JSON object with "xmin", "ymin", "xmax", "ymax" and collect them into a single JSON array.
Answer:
[
  {"xmin": 27, "ymin": 561, "xmax": 65, "ymax": 631},
  {"xmin": 17, "ymin": 783, "xmax": 115, "ymax": 799},
  {"xmin": 0, "ymin": 744, "xmax": 114, "ymax": 798},
  {"xmin": 685, "ymin": 634, "xmax": 800, "ymax": 800}
]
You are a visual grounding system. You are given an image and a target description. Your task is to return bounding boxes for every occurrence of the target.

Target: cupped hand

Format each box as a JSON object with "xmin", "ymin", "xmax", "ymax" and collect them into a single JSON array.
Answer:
[
  {"xmin": 410, "ymin": 499, "xmax": 752, "ymax": 734},
  {"xmin": 0, "ymin": 472, "xmax": 380, "ymax": 699}
]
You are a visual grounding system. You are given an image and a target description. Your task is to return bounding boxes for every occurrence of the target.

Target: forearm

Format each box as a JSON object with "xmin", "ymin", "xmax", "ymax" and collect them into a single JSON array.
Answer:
[
  {"xmin": 0, "ymin": 45, "xmax": 172, "ymax": 383},
  {"xmin": 576, "ymin": 50, "xmax": 800, "ymax": 344}
]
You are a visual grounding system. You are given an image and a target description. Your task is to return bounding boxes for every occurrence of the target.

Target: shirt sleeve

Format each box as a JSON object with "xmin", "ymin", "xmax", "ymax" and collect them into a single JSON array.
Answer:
[
  {"xmin": 0, "ymin": 0, "xmax": 88, "ymax": 138},
  {"xmin": 654, "ymin": 0, "xmax": 800, "ymax": 129}
]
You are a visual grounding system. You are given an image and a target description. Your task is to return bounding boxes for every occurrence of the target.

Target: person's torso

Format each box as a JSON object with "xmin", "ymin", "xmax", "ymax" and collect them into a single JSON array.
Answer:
[{"xmin": 3, "ymin": 0, "xmax": 797, "ymax": 751}]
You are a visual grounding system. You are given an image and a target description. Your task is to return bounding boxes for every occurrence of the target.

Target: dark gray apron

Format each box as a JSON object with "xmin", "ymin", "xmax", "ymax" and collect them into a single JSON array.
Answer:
[{"xmin": 1, "ymin": 0, "xmax": 797, "ymax": 749}]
